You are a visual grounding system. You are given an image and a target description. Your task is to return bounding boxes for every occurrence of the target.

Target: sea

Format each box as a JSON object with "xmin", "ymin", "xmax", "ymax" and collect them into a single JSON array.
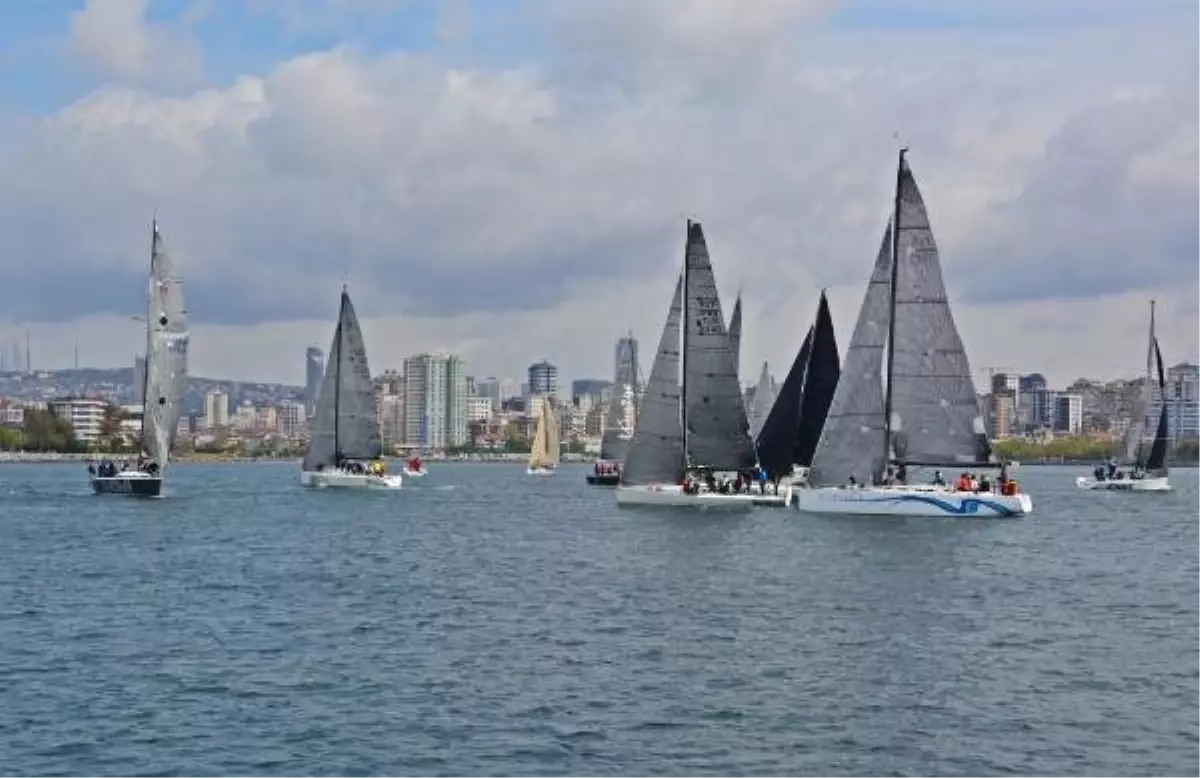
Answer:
[{"xmin": 0, "ymin": 462, "xmax": 1196, "ymax": 776}]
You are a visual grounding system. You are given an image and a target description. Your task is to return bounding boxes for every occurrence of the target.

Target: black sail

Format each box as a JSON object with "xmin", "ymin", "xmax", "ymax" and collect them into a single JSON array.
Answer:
[{"xmin": 755, "ymin": 291, "xmax": 841, "ymax": 478}]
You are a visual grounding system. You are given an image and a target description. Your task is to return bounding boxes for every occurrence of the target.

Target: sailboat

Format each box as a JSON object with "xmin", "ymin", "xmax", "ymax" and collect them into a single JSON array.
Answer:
[
  {"xmin": 616, "ymin": 220, "xmax": 775, "ymax": 509},
  {"xmin": 1076, "ymin": 302, "xmax": 1171, "ymax": 492},
  {"xmin": 300, "ymin": 287, "xmax": 401, "ymax": 489},
  {"xmin": 794, "ymin": 149, "xmax": 1033, "ymax": 518},
  {"xmin": 90, "ymin": 221, "xmax": 188, "ymax": 498},
  {"xmin": 746, "ymin": 361, "xmax": 777, "ymax": 440},
  {"xmin": 755, "ymin": 291, "xmax": 840, "ymax": 487},
  {"xmin": 527, "ymin": 396, "xmax": 560, "ymax": 475},
  {"xmin": 588, "ymin": 338, "xmax": 640, "ymax": 486}
]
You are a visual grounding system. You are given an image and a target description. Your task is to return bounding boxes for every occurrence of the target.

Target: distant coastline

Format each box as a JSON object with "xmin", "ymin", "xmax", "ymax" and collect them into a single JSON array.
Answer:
[{"xmin": 0, "ymin": 451, "xmax": 598, "ymax": 465}]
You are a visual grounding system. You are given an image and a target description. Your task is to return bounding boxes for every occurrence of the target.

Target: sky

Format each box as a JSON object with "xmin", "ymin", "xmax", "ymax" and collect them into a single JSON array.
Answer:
[{"xmin": 0, "ymin": 0, "xmax": 1196, "ymax": 390}]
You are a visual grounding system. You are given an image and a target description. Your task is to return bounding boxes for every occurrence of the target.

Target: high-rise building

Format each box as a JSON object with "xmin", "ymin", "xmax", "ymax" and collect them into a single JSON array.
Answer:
[
  {"xmin": 305, "ymin": 346, "xmax": 324, "ymax": 418},
  {"xmin": 133, "ymin": 354, "xmax": 146, "ymax": 404},
  {"xmin": 204, "ymin": 389, "xmax": 229, "ymax": 429},
  {"xmin": 991, "ymin": 373, "xmax": 1019, "ymax": 395},
  {"xmin": 403, "ymin": 353, "xmax": 469, "ymax": 449},
  {"xmin": 615, "ymin": 333, "xmax": 639, "ymax": 390},
  {"xmin": 989, "ymin": 392, "xmax": 1016, "ymax": 439},
  {"xmin": 527, "ymin": 360, "xmax": 557, "ymax": 397},
  {"xmin": 277, "ymin": 400, "xmax": 306, "ymax": 438},
  {"xmin": 1053, "ymin": 393, "xmax": 1082, "ymax": 434},
  {"xmin": 379, "ymin": 393, "xmax": 405, "ymax": 447},
  {"xmin": 1151, "ymin": 362, "xmax": 1199, "ymax": 440},
  {"xmin": 571, "ymin": 379, "xmax": 611, "ymax": 403},
  {"xmin": 48, "ymin": 398, "xmax": 107, "ymax": 443}
]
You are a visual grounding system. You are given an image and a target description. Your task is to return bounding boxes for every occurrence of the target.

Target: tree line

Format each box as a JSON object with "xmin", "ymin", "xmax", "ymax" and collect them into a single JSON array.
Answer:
[{"xmin": 993, "ymin": 435, "xmax": 1200, "ymax": 463}]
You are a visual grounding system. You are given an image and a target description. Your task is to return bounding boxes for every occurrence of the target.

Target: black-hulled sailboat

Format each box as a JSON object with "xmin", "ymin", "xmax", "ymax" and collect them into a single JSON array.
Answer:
[
  {"xmin": 755, "ymin": 291, "xmax": 840, "ymax": 488},
  {"xmin": 90, "ymin": 221, "xmax": 188, "ymax": 497},
  {"xmin": 616, "ymin": 220, "xmax": 771, "ymax": 509},
  {"xmin": 1076, "ymin": 301, "xmax": 1172, "ymax": 492}
]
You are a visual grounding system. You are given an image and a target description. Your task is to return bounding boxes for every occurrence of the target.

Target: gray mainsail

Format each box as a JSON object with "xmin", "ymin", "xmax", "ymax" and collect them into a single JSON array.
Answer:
[
  {"xmin": 747, "ymin": 361, "xmax": 776, "ymax": 438},
  {"xmin": 600, "ymin": 371, "xmax": 638, "ymax": 463},
  {"xmin": 141, "ymin": 221, "xmax": 189, "ymax": 469},
  {"xmin": 620, "ymin": 277, "xmax": 684, "ymax": 486},
  {"xmin": 887, "ymin": 155, "xmax": 990, "ymax": 466},
  {"xmin": 683, "ymin": 223, "xmax": 757, "ymax": 471},
  {"xmin": 727, "ymin": 292, "xmax": 742, "ymax": 380},
  {"xmin": 302, "ymin": 289, "xmax": 383, "ymax": 471},
  {"xmin": 808, "ymin": 225, "xmax": 891, "ymax": 487}
]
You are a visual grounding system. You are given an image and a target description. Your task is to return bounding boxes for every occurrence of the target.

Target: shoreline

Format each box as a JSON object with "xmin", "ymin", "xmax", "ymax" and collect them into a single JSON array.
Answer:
[{"xmin": 0, "ymin": 452, "xmax": 600, "ymax": 465}]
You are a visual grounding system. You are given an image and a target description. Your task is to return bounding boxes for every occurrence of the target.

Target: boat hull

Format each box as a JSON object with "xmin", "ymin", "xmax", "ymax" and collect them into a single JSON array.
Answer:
[
  {"xmin": 300, "ymin": 469, "xmax": 402, "ymax": 489},
  {"xmin": 90, "ymin": 471, "xmax": 162, "ymax": 497},
  {"xmin": 586, "ymin": 472, "xmax": 621, "ymax": 487},
  {"xmin": 403, "ymin": 468, "xmax": 427, "ymax": 478},
  {"xmin": 527, "ymin": 467, "xmax": 556, "ymax": 476},
  {"xmin": 616, "ymin": 483, "xmax": 789, "ymax": 509},
  {"xmin": 1075, "ymin": 475, "xmax": 1171, "ymax": 492},
  {"xmin": 794, "ymin": 485, "xmax": 1031, "ymax": 518}
]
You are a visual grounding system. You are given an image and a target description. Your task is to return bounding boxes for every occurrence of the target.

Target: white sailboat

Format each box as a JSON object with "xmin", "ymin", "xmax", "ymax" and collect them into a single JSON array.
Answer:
[
  {"xmin": 794, "ymin": 149, "xmax": 1032, "ymax": 519},
  {"xmin": 90, "ymin": 220, "xmax": 188, "ymax": 498},
  {"xmin": 527, "ymin": 396, "xmax": 559, "ymax": 475},
  {"xmin": 616, "ymin": 221, "xmax": 783, "ymax": 510},
  {"xmin": 1076, "ymin": 301, "xmax": 1171, "ymax": 492},
  {"xmin": 300, "ymin": 287, "xmax": 401, "ymax": 489}
]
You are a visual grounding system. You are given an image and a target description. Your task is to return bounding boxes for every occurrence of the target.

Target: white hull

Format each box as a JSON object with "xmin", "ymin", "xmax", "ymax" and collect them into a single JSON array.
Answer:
[
  {"xmin": 527, "ymin": 466, "xmax": 556, "ymax": 476},
  {"xmin": 403, "ymin": 467, "xmax": 427, "ymax": 478},
  {"xmin": 300, "ymin": 469, "xmax": 402, "ymax": 490},
  {"xmin": 794, "ymin": 485, "xmax": 1032, "ymax": 518},
  {"xmin": 616, "ymin": 483, "xmax": 791, "ymax": 509},
  {"xmin": 1075, "ymin": 475, "xmax": 1171, "ymax": 492}
]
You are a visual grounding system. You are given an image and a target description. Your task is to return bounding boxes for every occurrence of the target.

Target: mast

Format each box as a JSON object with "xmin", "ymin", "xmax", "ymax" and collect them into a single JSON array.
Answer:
[
  {"xmin": 882, "ymin": 148, "xmax": 906, "ymax": 474},
  {"xmin": 681, "ymin": 220, "xmax": 690, "ymax": 473},
  {"xmin": 138, "ymin": 221, "xmax": 155, "ymax": 458},
  {"xmin": 333, "ymin": 287, "xmax": 345, "ymax": 461}
]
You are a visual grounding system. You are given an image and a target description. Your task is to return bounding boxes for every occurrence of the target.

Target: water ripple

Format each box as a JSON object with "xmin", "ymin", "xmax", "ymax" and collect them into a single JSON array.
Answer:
[{"xmin": 0, "ymin": 462, "xmax": 1195, "ymax": 775}]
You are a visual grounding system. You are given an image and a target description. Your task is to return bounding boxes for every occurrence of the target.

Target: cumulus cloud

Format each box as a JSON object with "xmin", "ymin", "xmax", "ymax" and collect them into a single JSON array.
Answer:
[
  {"xmin": 1, "ymin": 1, "xmax": 1196, "ymax": 386},
  {"xmin": 67, "ymin": 0, "xmax": 203, "ymax": 87}
]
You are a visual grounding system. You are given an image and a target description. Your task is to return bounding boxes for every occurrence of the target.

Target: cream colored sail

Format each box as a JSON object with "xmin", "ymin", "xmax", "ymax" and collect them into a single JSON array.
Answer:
[
  {"xmin": 528, "ymin": 397, "xmax": 560, "ymax": 470},
  {"xmin": 545, "ymin": 399, "xmax": 561, "ymax": 467}
]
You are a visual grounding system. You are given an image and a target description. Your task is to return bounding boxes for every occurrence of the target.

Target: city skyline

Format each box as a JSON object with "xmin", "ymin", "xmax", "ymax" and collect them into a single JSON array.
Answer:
[{"xmin": 0, "ymin": 1, "xmax": 1195, "ymax": 389}]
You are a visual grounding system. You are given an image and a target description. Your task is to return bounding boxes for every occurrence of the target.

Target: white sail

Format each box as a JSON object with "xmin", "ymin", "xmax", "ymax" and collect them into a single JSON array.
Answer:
[
  {"xmin": 747, "ymin": 361, "xmax": 776, "ymax": 439},
  {"xmin": 142, "ymin": 222, "xmax": 189, "ymax": 469}
]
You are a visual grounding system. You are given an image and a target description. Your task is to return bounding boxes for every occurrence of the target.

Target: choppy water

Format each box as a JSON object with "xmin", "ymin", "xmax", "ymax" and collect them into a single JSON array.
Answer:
[{"xmin": 0, "ymin": 462, "xmax": 1196, "ymax": 776}]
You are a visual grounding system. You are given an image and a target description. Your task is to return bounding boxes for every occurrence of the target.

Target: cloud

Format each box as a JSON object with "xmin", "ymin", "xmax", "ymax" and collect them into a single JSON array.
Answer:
[
  {"xmin": 67, "ymin": 0, "xmax": 203, "ymax": 88},
  {"xmin": 1, "ymin": 0, "xmax": 1196, "ymax": 387}
]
